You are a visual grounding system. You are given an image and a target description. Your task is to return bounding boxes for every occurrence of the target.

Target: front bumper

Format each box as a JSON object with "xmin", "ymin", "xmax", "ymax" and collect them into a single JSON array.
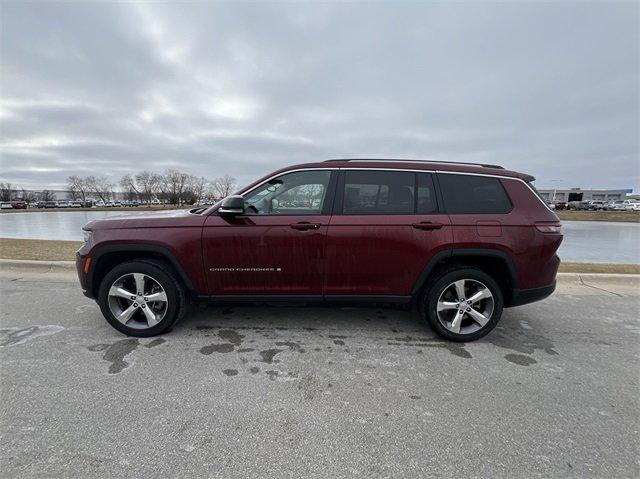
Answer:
[
  {"xmin": 508, "ymin": 281, "xmax": 556, "ymax": 308},
  {"xmin": 76, "ymin": 251, "xmax": 94, "ymax": 299}
]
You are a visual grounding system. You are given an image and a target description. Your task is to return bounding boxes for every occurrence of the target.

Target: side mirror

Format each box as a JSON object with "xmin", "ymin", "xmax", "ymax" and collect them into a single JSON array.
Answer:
[{"xmin": 218, "ymin": 195, "xmax": 244, "ymax": 216}]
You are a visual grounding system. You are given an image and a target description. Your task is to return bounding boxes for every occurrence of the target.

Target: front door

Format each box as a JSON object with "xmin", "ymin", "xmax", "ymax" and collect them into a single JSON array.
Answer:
[
  {"xmin": 324, "ymin": 169, "xmax": 452, "ymax": 296},
  {"xmin": 202, "ymin": 169, "xmax": 337, "ymax": 295}
]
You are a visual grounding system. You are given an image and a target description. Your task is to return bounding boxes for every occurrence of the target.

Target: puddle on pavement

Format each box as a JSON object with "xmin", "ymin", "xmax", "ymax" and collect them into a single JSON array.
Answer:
[
  {"xmin": 504, "ymin": 353, "xmax": 537, "ymax": 366},
  {"xmin": 87, "ymin": 337, "xmax": 166, "ymax": 374},
  {"xmin": 383, "ymin": 334, "xmax": 472, "ymax": 359},
  {"xmin": 83, "ymin": 308, "xmax": 559, "ymax": 378},
  {"xmin": 259, "ymin": 348, "xmax": 283, "ymax": 364},
  {"xmin": 0, "ymin": 325, "xmax": 64, "ymax": 347},
  {"xmin": 200, "ymin": 343, "xmax": 235, "ymax": 354}
]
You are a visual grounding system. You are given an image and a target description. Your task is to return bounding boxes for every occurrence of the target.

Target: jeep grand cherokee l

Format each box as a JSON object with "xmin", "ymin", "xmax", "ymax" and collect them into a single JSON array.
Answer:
[{"xmin": 77, "ymin": 159, "xmax": 562, "ymax": 342}]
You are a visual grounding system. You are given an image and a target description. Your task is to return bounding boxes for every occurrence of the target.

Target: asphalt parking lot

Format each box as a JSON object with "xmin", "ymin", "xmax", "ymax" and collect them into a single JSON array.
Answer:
[{"xmin": 0, "ymin": 267, "xmax": 638, "ymax": 478}]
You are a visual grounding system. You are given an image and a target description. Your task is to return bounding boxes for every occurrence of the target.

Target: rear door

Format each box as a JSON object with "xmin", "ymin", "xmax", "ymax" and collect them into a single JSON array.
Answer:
[
  {"xmin": 323, "ymin": 169, "xmax": 452, "ymax": 297},
  {"xmin": 202, "ymin": 169, "xmax": 337, "ymax": 295}
]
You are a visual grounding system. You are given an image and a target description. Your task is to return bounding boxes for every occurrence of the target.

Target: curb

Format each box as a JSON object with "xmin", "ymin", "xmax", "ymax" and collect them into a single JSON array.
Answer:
[
  {"xmin": 556, "ymin": 272, "xmax": 640, "ymax": 279},
  {"xmin": 0, "ymin": 259, "xmax": 76, "ymax": 272}
]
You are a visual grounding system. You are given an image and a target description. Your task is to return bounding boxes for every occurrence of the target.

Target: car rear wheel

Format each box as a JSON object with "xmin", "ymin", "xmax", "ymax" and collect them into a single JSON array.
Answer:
[
  {"xmin": 97, "ymin": 260, "xmax": 186, "ymax": 337},
  {"xmin": 420, "ymin": 267, "xmax": 504, "ymax": 342}
]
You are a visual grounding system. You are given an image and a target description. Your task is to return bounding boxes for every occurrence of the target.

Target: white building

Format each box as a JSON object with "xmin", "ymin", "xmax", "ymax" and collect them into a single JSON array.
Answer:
[{"xmin": 537, "ymin": 188, "xmax": 631, "ymax": 203}]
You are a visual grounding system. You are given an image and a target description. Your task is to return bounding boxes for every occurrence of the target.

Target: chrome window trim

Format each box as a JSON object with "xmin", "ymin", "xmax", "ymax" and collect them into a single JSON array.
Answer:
[
  {"xmin": 239, "ymin": 168, "xmax": 338, "ymax": 198},
  {"xmin": 238, "ymin": 166, "xmax": 552, "ymax": 213}
]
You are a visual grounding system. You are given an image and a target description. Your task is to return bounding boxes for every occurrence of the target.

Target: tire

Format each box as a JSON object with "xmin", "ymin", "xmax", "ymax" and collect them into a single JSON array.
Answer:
[
  {"xmin": 419, "ymin": 266, "xmax": 504, "ymax": 342},
  {"xmin": 97, "ymin": 259, "xmax": 187, "ymax": 337}
]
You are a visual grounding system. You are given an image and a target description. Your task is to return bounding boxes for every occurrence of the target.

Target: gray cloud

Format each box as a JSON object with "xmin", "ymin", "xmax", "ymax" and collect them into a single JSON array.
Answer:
[{"xmin": 1, "ymin": 2, "xmax": 638, "ymax": 191}]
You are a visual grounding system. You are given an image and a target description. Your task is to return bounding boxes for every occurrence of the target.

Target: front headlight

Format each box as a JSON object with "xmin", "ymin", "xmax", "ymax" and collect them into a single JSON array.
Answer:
[{"xmin": 83, "ymin": 230, "xmax": 93, "ymax": 244}]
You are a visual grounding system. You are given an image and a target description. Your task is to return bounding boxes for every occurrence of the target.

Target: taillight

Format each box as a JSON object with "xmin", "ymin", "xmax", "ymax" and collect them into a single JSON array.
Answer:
[{"xmin": 535, "ymin": 222, "xmax": 562, "ymax": 234}]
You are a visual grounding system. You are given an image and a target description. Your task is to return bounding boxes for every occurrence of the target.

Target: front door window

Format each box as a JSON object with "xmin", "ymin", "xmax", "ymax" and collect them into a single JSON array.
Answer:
[{"xmin": 244, "ymin": 170, "xmax": 331, "ymax": 215}]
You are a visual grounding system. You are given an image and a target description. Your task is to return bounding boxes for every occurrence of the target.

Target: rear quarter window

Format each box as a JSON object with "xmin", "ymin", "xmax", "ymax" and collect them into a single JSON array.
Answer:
[{"xmin": 438, "ymin": 174, "xmax": 512, "ymax": 214}]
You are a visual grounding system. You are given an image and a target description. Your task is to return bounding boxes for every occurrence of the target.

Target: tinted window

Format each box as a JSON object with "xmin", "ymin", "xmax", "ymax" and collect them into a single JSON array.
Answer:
[
  {"xmin": 439, "ymin": 174, "xmax": 512, "ymax": 214},
  {"xmin": 417, "ymin": 173, "xmax": 437, "ymax": 214},
  {"xmin": 343, "ymin": 171, "xmax": 415, "ymax": 214},
  {"xmin": 244, "ymin": 170, "xmax": 331, "ymax": 215}
]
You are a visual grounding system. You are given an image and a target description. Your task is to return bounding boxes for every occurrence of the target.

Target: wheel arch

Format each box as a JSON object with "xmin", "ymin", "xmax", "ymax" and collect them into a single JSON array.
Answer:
[
  {"xmin": 411, "ymin": 248, "xmax": 519, "ymax": 306},
  {"xmin": 87, "ymin": 244, "xmax": 196, "ymax": 299}
]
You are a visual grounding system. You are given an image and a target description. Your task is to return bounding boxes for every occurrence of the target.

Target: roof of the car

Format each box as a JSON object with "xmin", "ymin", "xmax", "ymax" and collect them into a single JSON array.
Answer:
[{"xmin": 278, "ymin": 159, "xmax": 534, "ymax": 182}]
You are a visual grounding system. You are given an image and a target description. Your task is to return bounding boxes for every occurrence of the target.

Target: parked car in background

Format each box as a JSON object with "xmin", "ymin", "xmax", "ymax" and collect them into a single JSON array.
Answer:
[
  {"xmin": 57, "ymin": 201, "xmax": 69, "ymax": 208},
  {"xmin": 70, "ymin": 201, "xmax": 82, "ymax": 208},
  {"xmin": 105, "ymin": 201, "xmax": 115, "ymax": 207},
  {"xmin": 44, "ymin": 201, "xmax": 57, "ymax": 208},
  {"xmin": 553, "ymin": 201, "xmax": 567, "ymax": 210},
  {"xmin": 603, "ymin": 200, "xmax": 624, "ymax": 211},
  {"xmin": 11, "ymin": 201, "xmax": 27, "ymax": 209},
  {"xmin": 0, "ymin": 202, "xmax": 13, "ymax": 209},
  {"xmin": 623, "ymin": 200, "xmax": 640, "ymax": 211},
  {"xmin": 546, "ymin": 201, "xmax": 556, "ymax": 210},
  {"xmin": 77, "ymin": 158, "xmax": 562, "ymax": 342},
  {"xmin": 568, "ymin": 200, "xmax": 589, "ymax": 210},
  {"xmin": 587, "ymin": 200, "xmax": 606, "ymax": 210}
]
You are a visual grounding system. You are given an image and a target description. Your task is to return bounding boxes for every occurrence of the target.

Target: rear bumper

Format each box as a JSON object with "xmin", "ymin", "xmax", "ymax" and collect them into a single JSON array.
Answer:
[{"xmin": 507, "ymin": 281, "xmax": 556, "ymax": 308}]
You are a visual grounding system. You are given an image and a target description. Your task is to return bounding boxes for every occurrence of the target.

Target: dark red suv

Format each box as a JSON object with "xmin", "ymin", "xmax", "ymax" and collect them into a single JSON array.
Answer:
[{"xmin": 77, "ymin": 159, "xmax": 562, "ymax": 341}]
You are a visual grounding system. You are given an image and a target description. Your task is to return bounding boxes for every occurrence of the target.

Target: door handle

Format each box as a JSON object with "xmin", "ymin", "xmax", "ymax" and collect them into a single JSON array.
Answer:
[
  {"xmin": 290, "ymin": 222, "xmax": 321, "ymax": 231},
  {"xmin": 412, "ymin": 221, "xmax": 443, "ymax": 231}
]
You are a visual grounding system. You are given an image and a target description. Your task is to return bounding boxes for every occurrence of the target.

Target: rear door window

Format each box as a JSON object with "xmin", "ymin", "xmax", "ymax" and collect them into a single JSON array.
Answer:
[
  {"xmin": 438, "ymin": 174, "xmax": 512, "ymax": 214},
  {"xmin": 343, "ymin": 170, "xmax": 415, "ymax": 214},
  {"xmin": 339, "ymin": 170, "xmax": 440, "ymax": 215}
]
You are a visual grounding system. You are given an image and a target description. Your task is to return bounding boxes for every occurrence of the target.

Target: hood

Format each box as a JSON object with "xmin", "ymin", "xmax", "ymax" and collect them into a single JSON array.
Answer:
[{"xmin": 84, "ymin": 208, "xmax": 206, "ymax": 231}]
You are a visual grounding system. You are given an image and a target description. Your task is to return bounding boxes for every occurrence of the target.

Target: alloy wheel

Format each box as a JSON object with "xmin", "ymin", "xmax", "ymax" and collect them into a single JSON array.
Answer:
[
  {"xmin": 436, "ymin": 279, "xmax": 494, "ymax": 334},
  {"xmin": 107, "ymin": 273, "xmax": 168, "ymax": 329}
]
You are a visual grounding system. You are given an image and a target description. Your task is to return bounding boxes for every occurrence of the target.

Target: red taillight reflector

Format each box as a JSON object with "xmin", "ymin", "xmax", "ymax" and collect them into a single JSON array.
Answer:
[
  {"xmin": 535, "ymin": 222, "xmax": 562, "ymax": 234},
  {"xmin": 83, "ymin": 257, "xmax": 92, "ymax": 273}
]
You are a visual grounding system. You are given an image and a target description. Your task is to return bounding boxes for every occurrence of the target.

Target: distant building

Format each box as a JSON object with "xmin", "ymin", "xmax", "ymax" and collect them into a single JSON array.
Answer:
[{"xmin": 537, "ymin": 188, "xmax": 631, "ymax": 203}]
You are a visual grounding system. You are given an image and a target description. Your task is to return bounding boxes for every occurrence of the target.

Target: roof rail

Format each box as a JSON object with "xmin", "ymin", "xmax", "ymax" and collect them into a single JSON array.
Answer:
[{"xmin": 323, "ymin": 159, "xmax": 505, "ymax": 169}]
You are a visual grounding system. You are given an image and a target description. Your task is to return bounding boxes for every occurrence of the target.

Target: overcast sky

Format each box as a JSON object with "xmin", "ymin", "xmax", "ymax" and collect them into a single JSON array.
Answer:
[{"xmin": 1, "ymin": 1, "xmax": 638, "ymax": 191}]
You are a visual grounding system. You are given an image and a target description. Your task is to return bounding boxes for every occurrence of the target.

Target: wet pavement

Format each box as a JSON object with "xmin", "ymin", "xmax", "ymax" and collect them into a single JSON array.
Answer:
[{"xmin": 0, "ymin": 270, "xmax": 638, "ymax": 477}]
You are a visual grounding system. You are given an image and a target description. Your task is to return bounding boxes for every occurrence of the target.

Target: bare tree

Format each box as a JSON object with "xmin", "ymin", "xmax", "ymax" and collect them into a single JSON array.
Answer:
[
  {"xmin": 67, "ymin": 175, "xmax": 89, "ymax": 202},
  {"xmin": 86, "ymin": 176, "xmax": 113, "ymax": 202},
  {"xmin": 212, "ymin": 174, "xmax": 236, "ymax": 199},
  {"xmin": 120, "ymin": 174, "xmax": 141, "ymax": 201},
  {"xmin": 0, "ymin": 182, "xmax": 14, "ymax": 201},
  {"xmin": 135, "ymin": 170, "xmax": 161, "ymax": 203},
  {"xmin": 162, "ymin": 169, "xmax": 189, "ymax": 205},
  {"xmin": 21, "ymin": 189, "xmax": 37, "ymax": 203},
  {"xmin": 40, "ymin": 190, "xmax": 56, "ymax": 201},
  {"xmin": 187, "ymin": 175, "xmax": 208, "ymax": 204}
]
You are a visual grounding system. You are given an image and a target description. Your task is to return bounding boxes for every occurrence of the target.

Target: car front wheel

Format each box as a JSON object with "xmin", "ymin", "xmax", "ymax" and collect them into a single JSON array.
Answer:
[
  {"xmin": 420, "ymin": 267, "xmax": 504, "ymax": 342},
  {"xmin": 97, "ymin": 260, "xmax": 186, "ymax": 337}
]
